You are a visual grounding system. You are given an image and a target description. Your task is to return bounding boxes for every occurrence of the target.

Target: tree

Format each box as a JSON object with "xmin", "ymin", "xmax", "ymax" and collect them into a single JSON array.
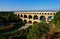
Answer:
[
  {"xmin": 0, "ymin": 12, "xmax": 25, "ymax": 35},
  {"xmin": 50, "ymin": 11, "xmax": 60, "ymax": 29},
  {"xmin": 27, "ymin": 22, "xmax": 50, "ymax": 39}
]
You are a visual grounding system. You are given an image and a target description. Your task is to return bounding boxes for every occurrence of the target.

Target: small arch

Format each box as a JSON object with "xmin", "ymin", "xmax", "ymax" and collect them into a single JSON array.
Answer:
[
  {"xmin": 48, "ymin": 13, "xmax": 49, "ymax": 15},
  {"xmin": 53, "ymin": 13, "xmax": 55, "ymax": 15},
  {"xmin": 33, "ymin": 21, "xmax": 37, "ymax": 25},
  {"xmin": 20, "ymin": 19, "xmax": 23, "ymax": 22},
  {"xmin": 18, "ymin": 14, "xmax": 20, "ymax": 17},
  {"xmin": 48, "ymin": 16, "xmax": 53, "ymax": 22},
  {"xmin": 45, "ymin": 13, "xmax": 46, "ymax": 15},
  {"xmin": 40, "ymin": 16, "xmax": 46, "ymax": 22},
  {"xmin": 28, "ymin": 15, "xmax": 32, "ymax": 19},
  {"xmin": 37, "ymin": 13, "xmax": 39, "ymax": 14},
  {"xmin": 33, "ymin": 15, "xmax": 38, "ymax": 20},
  {"xmin": 42, "ymin": 13, "xmax": 44, "ymax": 14},
  {"xmin": 28, "ymin": 20, "xmax": 32, "ymax": 24},
  {"xmin": 21, "ymin": 14, "xmax": 23, "ymax": 17},
  {"xmin": 24, "ymin": 19, "xmax": 27, "ymax": 24},
  {"xmin": 24, "ymin": 15, "xmax": 27, "ymax": 18},
  {"xmin": 50, "ymin": 13, "xmax": 52, "ymax": 15},
  {"xmin": 40, "ymin": 13, "xmax": 41, "ymax": 14}
]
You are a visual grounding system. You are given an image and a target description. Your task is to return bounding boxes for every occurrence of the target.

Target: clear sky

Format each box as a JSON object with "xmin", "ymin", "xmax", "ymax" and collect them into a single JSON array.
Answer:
[{"xmin": 0, "ymin": 0, "xmax": 60, "ymax": 11}]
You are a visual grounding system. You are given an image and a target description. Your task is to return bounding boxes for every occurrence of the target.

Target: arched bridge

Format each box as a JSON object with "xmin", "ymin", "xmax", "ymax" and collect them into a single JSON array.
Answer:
[{"xmin": 14, "ymin": 11, "xmax": 56, "ymax": 25}]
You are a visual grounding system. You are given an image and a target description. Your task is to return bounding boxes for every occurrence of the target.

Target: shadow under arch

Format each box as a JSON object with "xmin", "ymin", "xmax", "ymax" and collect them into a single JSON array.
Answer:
[
  {"xmin": 28, "ymin": 15, "xmax": 32, "ymax": 19},
  {"xmin": 21, "ymin": 14, "xmax": 23, "ymax": 17},
  {"xmin": 40, "ymin": 16, "xmax": 46, "ymax": 22},
  {"xmin": 48, "ymin": 16, "xmax": 53, "ymax": 22},
  {"xmin": 28, "ymin": 20, "xmax": 32, "ymax": 24},
  {"xmin": 33, "ymin": 21, "xmax": 38, "ymax": 25},
  {"xmin": 33, "ymin": 15, "xmax": 38, "ymax": 20},
  {"xmin": 24, "ymin": 15, "xmax": 27, "ymax": 18},
  {"xmin": 24, "ymin": 19, "xmax": 27, "ymax": 24},
  {"xmin": 20, "ymin": 19, "xmax": 23, "ymax": 22}
]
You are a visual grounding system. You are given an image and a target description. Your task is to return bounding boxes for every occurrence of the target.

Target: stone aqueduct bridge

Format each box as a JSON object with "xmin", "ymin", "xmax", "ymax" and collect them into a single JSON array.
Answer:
[{"xmin": 14, "ymin": 11, "xmax": 56, "ymax": 25}]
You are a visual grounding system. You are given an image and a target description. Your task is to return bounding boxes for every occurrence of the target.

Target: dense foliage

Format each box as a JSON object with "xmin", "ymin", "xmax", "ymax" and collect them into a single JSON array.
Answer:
[
  {"xmin": 0, "ymin": 12, "xmax": 23, "ymax": 26},
  {"xmin": 0, "ymin": 12, "xmax": 25, "ymax": 35},
  {"xmin": 0, "ymin": 11, "xmax": 60, "ymax": 39},
  {"xmin": 0, "ymin": 25, "xmax": 32, "ymax": 39},
  {"xmin": 27, "ymin": 22, "xmax": 50, "ymax": 39},
  {"xmin": 50, "ymin": 11, "xmax": 60, "ymax": 28}
]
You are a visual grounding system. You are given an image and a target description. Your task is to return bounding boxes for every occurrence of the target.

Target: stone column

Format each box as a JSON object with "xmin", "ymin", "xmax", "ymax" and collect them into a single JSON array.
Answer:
[
  {"xmin": 26, "ymin": 15, "xmax": 29, "ymax": 24},
  {"xmin": 38, "ymin": 15, "xmax": 40, "ymax": 22},
  {"xmin": 22, "ymin": 14, "xmax": 24, "ymax": 18},
  {"xmin": 32, "ymin": 15, "xmax": 34, "ymax": 20},
  {"xmin": 45, "ymin": 16, "xmax": 48, "ymax": 23},
  {"xmin": 27, "ymin": 15, "xmax": 29, "ymax": 19},
  {"xmin": 38, "ymin": 15, "xmax": 40, "ymax": 20}
]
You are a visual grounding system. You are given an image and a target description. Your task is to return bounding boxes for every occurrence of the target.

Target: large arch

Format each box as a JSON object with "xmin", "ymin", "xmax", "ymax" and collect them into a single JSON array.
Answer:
[
  {"xmin": 24, "ymin": 15, "xmax": 27, "ymax": 18},
  {"xmin": 28, "ymin": 20, "xmax": 32, "ymax": 24},
  {"xmin": 48, "ymin": 16, "xmax": 53, "ymax": 22},
  {"xmin": 24, "ymin": 19, "xmax": 27, "ymax": 24},
  {"xmin": 40, "ymin": 16, "xmax": 46, "ymax": 22},
  {"xmin": 33, "ymin": 21, "xmax": 38, "ymax": 25},
  {"xmin": 28, "ymin": 15, "xmax": 32, "ymax": 19},
  {"xmin": 33, "ymin": 15, "xmax": 38, "ymax": 20}
]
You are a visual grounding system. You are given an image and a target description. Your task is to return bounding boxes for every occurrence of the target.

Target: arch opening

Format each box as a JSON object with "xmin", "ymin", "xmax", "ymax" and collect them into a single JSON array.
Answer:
[
  {"xmin": 18, "ymin": 14, "xmax": 20, "ymax": 17},
  {"xmin": 29, "ymin": 15, "xmax": 32, "ymax": 19},
  {"xmin": 33, "ymin": 21, "xmax": 37, "ymax": 25},
  {"xmin": 28, "ymin": 20, "xmax": 32, "ymax": 24},
  {"xmin": 20, "ymin": 19, "xmax": 23, "ymax": 21},
  {"xmin": 48, "ymin": 16, "xmax": 53, "ymax": 22},
  {"xmin": 40, "ymin": 16, "xmax": 46, "ymax": 22},
  {"xmin": 33, "ymin": 15, "xmax": 38, "ymax": 20},
  {"xmin": 21, "ymin": 14, "xmax": 23, "ymax": 17},
  {"xmin": 24, "ymin": 20, "xmax": 27, "ymax": 24},
  {"xmin": 24, "ymin": 15, "xmax": 27, "ymax": 18}
]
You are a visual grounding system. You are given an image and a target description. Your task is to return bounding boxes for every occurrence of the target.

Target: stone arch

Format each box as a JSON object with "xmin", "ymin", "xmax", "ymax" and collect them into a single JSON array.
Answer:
[
  {"xmin": 48, "ymin": 13, "xmax": 49, "ymax": 15},
  {"xmin": 48, "ymin": 16, "xmax": 53, "ymax": 22},
  {"xmin": 45, "ymin": 13, "xmax": 46, "ymax": 15},
  {"xmin": 24, "ymin": 15, "xmax": 27, "ymax": 18},
  {"xmin": 53, "ymin": 13, "xmax": 55, "ymax": 15},
  {"xmin": 33, "ymin": 15, "xmax": 38, "ymax": 20},
  {"xmin": 18, "ymin": 14, "xmax": 20, "ymax": 17},
  {"xmin": 28, "ymin": 15, "xmax": 32, "ymax": 19},
  {"xmin": 33, "ymin": 21, "xmax": 38, "ymax": 25},
  {"xmin": 28, "ymin": 20, "xmax": 32, "ymax": 24},
  {"xmin": 21, "ymin": 14, "xmax": 23, "ymax": 17},
  {"xmin": 40, "ymin": 16, "xmax": 46, "ymax": 22},
  {"xmin": 20, "ymin": 19, "xmax": 23, "ymax": 21},
  {"xmin": 24, "ymin": 19, "xmax": 27, "ymax": 24}
]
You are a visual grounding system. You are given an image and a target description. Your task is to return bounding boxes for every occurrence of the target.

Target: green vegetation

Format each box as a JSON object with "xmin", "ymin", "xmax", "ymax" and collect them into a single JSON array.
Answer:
[
  {"xmin": 27, "ymin": 22, "xmax": 50, "ymax": 39},
  {"xmin": 0, "ymin": 25, "xmax": 32, "ymax": 39},
  {"xmin": 0, "ymin": 12, "xmax": 25, "ymax": 35},
  {"xmin": 50, "ymin": 11, "xmax": 60, "ymax": 29},
  {"xmin": 0, "ymin": 11, "xmax": 60, "ymax": 39}
]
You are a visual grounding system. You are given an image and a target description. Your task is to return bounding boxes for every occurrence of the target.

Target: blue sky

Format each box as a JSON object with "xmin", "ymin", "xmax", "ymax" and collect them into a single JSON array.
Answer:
[{"xmin": 0, "ymin": 0, "xmax": 60, "ymax": 11}]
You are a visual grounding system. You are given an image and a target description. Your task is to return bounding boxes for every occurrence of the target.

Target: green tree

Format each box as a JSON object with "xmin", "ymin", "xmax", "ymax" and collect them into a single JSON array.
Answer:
[
  {"xmin": 0, "ymin": 12, "xmax": 25, "ymax": 35},
  {"xmin": 50, "ymin": 11, "xmax": 60, "ymax": 29},
  {"xmin": 27, "ymin": 22, "xmax": 50, "ymax": 39},
  {"xmin": 0, "ymin": 12, "xmax": 14, "ymax": 25}
]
